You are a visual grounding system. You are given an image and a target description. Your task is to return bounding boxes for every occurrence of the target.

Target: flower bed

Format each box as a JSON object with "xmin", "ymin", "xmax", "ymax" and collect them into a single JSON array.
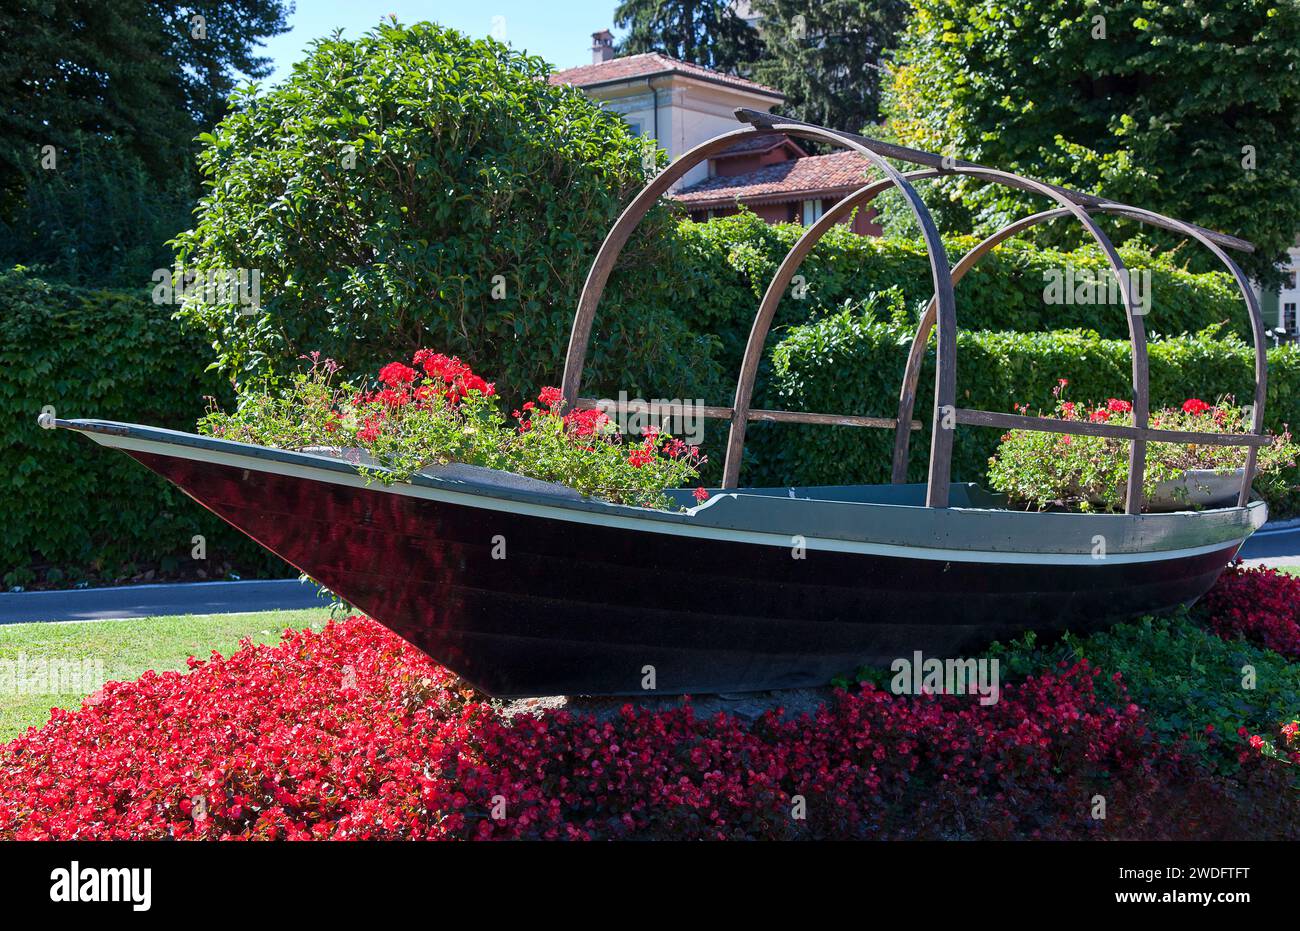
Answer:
[
  {"xmin": 4, "ymin": 569, "xmax": 1300, "ymax": 840},
  {"xmin": 199, "ymin": 351, "xmax": 707, "ymax": 509},
  {"xmin": 987, "ymin": 383, "xmax": 1296, "ymax": 512},
  {"xmin": 1196, "ymin": 564, "xmax": 1300, "ymax": 660}
]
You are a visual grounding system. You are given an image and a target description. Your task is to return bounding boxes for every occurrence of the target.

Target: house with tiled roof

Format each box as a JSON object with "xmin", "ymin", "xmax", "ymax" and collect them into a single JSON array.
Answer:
[
  {"xmin": 550, "ymin": 36, "xmax": 785, "ymax": 191},
  {"xmin": 550, "ymin": 31, "xmax": 881, "ymax": 234},
  {"xmin": 673, "ymin": 139, "xmax": 883, "ymax": 234}
]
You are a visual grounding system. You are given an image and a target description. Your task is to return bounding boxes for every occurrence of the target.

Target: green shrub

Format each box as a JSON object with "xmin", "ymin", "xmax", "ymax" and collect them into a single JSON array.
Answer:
[
  {"xmin": 172, "ymin": 20, "xmax": 721, "ymax": 403},
  {"xmin": 743, "ymin": 303, "xmax": 1300, "ymax": 513},
  {"xmin": 988, "ymin": 614, "xmax": 1300, "ymax": 780},
  {"xmin": 0, "ymin": 268, "xmax": 286, "ymax": 584}
]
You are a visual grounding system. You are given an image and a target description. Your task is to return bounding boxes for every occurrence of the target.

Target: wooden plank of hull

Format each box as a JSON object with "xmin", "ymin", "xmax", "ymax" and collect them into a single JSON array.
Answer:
[{"xmin": 128, "ymin": 451, "xmax": 1239, "ymax": 697}]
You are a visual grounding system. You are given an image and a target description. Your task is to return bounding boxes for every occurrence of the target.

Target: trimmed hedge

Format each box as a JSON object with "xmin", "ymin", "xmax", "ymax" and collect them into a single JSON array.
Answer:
[
  {"xmin": 672, "ymin": 211, "xmax": 1249, "ymax": 378},
  {"xmin": 0, "ymin": 268, "xmax": 287, "ymax": 585},
  {"xmin": 744, "ymin": 301, "xmax": 1300, "ymax": 512}
]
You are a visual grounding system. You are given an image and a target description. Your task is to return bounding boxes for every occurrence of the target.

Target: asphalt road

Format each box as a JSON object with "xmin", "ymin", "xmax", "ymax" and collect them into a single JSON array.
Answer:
[
  {"xmin": 1238, "ymin": 522, "xmax": 1300, "ymax": 568},
  {"xmin": 0, "ymin": 579, "xmax": 326, "ymax": 625},
  {"xmin": 1, "ymin": 524, "xmax": 1297, "ymax": 625}
]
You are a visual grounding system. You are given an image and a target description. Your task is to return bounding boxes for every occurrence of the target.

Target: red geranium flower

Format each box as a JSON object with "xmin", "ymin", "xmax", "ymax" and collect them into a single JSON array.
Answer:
[{"xmin": 378, "ymin": 363, "xmax": 419, "ymax": 387}]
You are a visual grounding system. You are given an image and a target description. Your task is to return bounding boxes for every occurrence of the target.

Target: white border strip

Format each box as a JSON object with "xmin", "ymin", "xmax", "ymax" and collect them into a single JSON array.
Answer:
[{"xmin": 87, "ymin": 432, "xmax": 1244, "ymax": 567}]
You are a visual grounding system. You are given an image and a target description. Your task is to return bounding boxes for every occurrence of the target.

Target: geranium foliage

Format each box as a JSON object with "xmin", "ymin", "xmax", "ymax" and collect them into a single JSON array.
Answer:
[
  {"xmin": 199, "ymin": 350, "xmax": 707, "ymax": 508},
  {"xmin": 987, "ymin": 384, "xmax": 1297, "ymax": 511}
]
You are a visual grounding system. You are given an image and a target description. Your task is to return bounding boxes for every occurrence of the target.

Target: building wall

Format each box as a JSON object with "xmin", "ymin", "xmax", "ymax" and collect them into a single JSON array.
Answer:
[
  {"xmin": 581, "ymin": 77, "xmax": 780, "ymax": 190},
  {"xmin": 1276, "ymin": 247, "xmax": 1300, "ymax": 337},
  {"xmin": 687, "ymin": 200, "xmax": 881, "ymax": 234},
  {"xmin": 1254, "ymin": 245, "xmax": 1300, "ymax": 340}
]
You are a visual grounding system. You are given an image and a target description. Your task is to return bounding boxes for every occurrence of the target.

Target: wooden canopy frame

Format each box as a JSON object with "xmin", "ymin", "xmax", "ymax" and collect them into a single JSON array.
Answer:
[{"xmin": 560, "ymin": 109, "xmax": 1269, "ymax": 514}]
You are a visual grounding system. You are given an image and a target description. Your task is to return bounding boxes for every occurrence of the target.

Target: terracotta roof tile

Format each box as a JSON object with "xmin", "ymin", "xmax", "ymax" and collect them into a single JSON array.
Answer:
[
  {"xmin": 549, "ymin": 53, "xmax": 783, "ymax": 98},
  {"xmin": 669, "ymin": 151, "xmax": 875, "ymax": 207}
]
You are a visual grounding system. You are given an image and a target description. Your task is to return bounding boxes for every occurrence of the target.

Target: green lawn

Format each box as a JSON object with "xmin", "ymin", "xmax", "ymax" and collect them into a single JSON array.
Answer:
[
  {"xmin": 1278, "ymin": 566, "xmax": 1300, "ymax": 577},
  {"xmin": 0, "ymin": 609, "xmax": 325, "ymax": 742}
]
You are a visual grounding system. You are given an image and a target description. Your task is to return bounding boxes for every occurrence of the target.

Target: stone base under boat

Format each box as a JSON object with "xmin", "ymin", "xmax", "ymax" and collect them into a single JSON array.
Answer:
[{"xmin": 496, "ymin": 688, "xmax": 834, "ymax": 724}]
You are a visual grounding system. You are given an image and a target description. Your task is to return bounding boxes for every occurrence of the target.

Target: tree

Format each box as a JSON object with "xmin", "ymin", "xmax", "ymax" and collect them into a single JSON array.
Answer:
[
  {"xmin": 613, "ymin": 0, "xmax": 762, "ymax": 73},
  {"xmin": 884, "ymin": 0, "xmax": 1300, "ymax": 283},
  {"xmin": 171, "ymin": 21, "xmax": 721, "ymax": 402},
  {"xmin": 0, "ymin": 0, "xmax": 292, "ymax": 284},
  {"xmin": 750, "ymin": 0, "xmax": 909, "ymax": 132}
]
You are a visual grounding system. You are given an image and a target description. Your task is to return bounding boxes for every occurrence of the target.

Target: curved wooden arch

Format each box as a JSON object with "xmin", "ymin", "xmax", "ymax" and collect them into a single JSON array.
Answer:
[
  {"xmin": 891, "ymin": 197, "xmax": 1269, "ymax": 511},
  {"xmin": 739, "ymin": 163, "xmax": 1151, "ymax": 510},
  {"xmin": 559, "ymin": 126, "xmax": 770, "ymax": 408},
  {"xmin": 890, "ymin": 208, "xmax": 1072, "ymax": 481},
  {"xmin": 561, "ymin": 109, "xmax": 1268, "ymax": 515},
  {"xmin": 719, "ymin": 167, "xmax": 945, "ymax": 487},
  {"xmin": 936, "ymin": 167, "xmax": 1152, "ymax": 513},
  {"xmin": 561, "ymin": 123, "xmax": 959, "ymax": 505}
]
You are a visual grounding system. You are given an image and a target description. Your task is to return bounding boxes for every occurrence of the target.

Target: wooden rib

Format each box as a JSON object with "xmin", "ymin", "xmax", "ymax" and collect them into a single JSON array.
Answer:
[
  {"xmin": 891, "ymin": 208, "xmax": 1071, "ymax": 483},
  {"xmin": 748, "ymin": 409, "xmax": 921, "ymax": 430},
  {"xmin": 714, "ymin": 124, "xmax": 955, "ymax": 505},
  {"xmin": 1095, "ymin": 205, "xmax": 1270, "ymax": 507},
  {"xmin": 954, "ymin": 408, "xmax": 1271, "ymax": 448}
]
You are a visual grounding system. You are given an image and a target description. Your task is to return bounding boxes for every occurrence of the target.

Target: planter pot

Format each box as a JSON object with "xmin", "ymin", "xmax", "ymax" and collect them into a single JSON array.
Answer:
[
  {"xmin": 299, "ymin": 446, "xmax": 584, "ymax": 499},
  {"xmin": 1146, "ymin": 468, "xmax": 1245, "ymax": 512}
]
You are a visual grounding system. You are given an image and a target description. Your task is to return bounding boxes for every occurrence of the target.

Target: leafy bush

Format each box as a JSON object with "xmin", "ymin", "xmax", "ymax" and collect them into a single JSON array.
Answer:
[
  {"xmin": 2, "ymin": 616, "xmax": 1287, "ymax": 840},
  {"xmin": 744, "ymin": 305, "xmax": 1300, "ymax": 515},
  {"xmin": 200, "ymin": 350, "xmax": 706, "ymax": 508},
  {"xmin": 988, "ymin": 390, "xmax": 1297, "ymax": 512},
  {"xmin": 0, "ymin": 267, "xmax": 286, "ymax": 585},
  {"xmin": 989, "ymin": 608, "xmax": 1300, "ymax": 782},
  {"xmin": 883, "ymin": 0, "xmax": 1300, "ymax": 284},
  {"xmin": 171, "ymin": 20, "xmax": 721, "ymax": 403}
]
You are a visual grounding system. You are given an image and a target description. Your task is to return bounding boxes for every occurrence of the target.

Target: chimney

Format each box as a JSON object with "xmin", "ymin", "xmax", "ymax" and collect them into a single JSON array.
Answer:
[{"xmin": 591, "ymin": 29, "xmax": 615, "ymax": 64}]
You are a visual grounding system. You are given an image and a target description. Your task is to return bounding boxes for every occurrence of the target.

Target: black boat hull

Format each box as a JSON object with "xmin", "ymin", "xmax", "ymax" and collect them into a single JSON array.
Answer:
[{"xmin": 127, "ymin": 450, "xmax": 1239, "ymax": 697}]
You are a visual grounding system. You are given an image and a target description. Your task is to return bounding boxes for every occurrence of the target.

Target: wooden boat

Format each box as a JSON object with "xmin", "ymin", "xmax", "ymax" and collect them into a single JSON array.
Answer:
[{"xmin": 53, "ymin": 110, "xmax": 1271, "ymax": 697}]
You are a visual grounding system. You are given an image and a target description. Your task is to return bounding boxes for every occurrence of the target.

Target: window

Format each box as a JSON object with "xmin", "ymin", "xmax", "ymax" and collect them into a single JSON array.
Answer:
[
  {"xmin": 626, "ymin": 121, "xmax": 642, "ymax": 137},
  {"xmin": 1287, "ymin": 271, "xmax": 1297, "ymax": 291},
  {"xmin": 801, "ymin": 199, "xmax": 824, "ymax": 225},
  {"xmin": 1285, "ymin": 302, "xmax": 1297, "ymax": 335}
]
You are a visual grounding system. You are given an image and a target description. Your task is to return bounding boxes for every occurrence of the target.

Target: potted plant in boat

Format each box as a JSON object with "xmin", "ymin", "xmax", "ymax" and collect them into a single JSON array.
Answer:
[
  {"xmin": 987, "ymin": 380, "xmax": 1297, "ymax": 513},
  {"xmin": 198, "ymin": 350, "xmax": 709, "ymax": 510}
]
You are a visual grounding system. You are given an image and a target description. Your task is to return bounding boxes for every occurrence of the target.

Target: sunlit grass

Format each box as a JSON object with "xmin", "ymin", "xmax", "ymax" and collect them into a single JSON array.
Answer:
[{"xmin": 0, "ymin": 609, "xmax": 326, "ymax": 742}]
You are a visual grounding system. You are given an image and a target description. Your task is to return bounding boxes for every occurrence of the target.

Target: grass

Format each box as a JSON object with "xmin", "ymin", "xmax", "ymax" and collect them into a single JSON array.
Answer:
[
  {"xmin": 0, "ymin": 609, "xmax": 326, "ymax": 742},
  {"xmin": 1277, "ymin": 566, "xmax": 1300, "ymax": 577}
]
